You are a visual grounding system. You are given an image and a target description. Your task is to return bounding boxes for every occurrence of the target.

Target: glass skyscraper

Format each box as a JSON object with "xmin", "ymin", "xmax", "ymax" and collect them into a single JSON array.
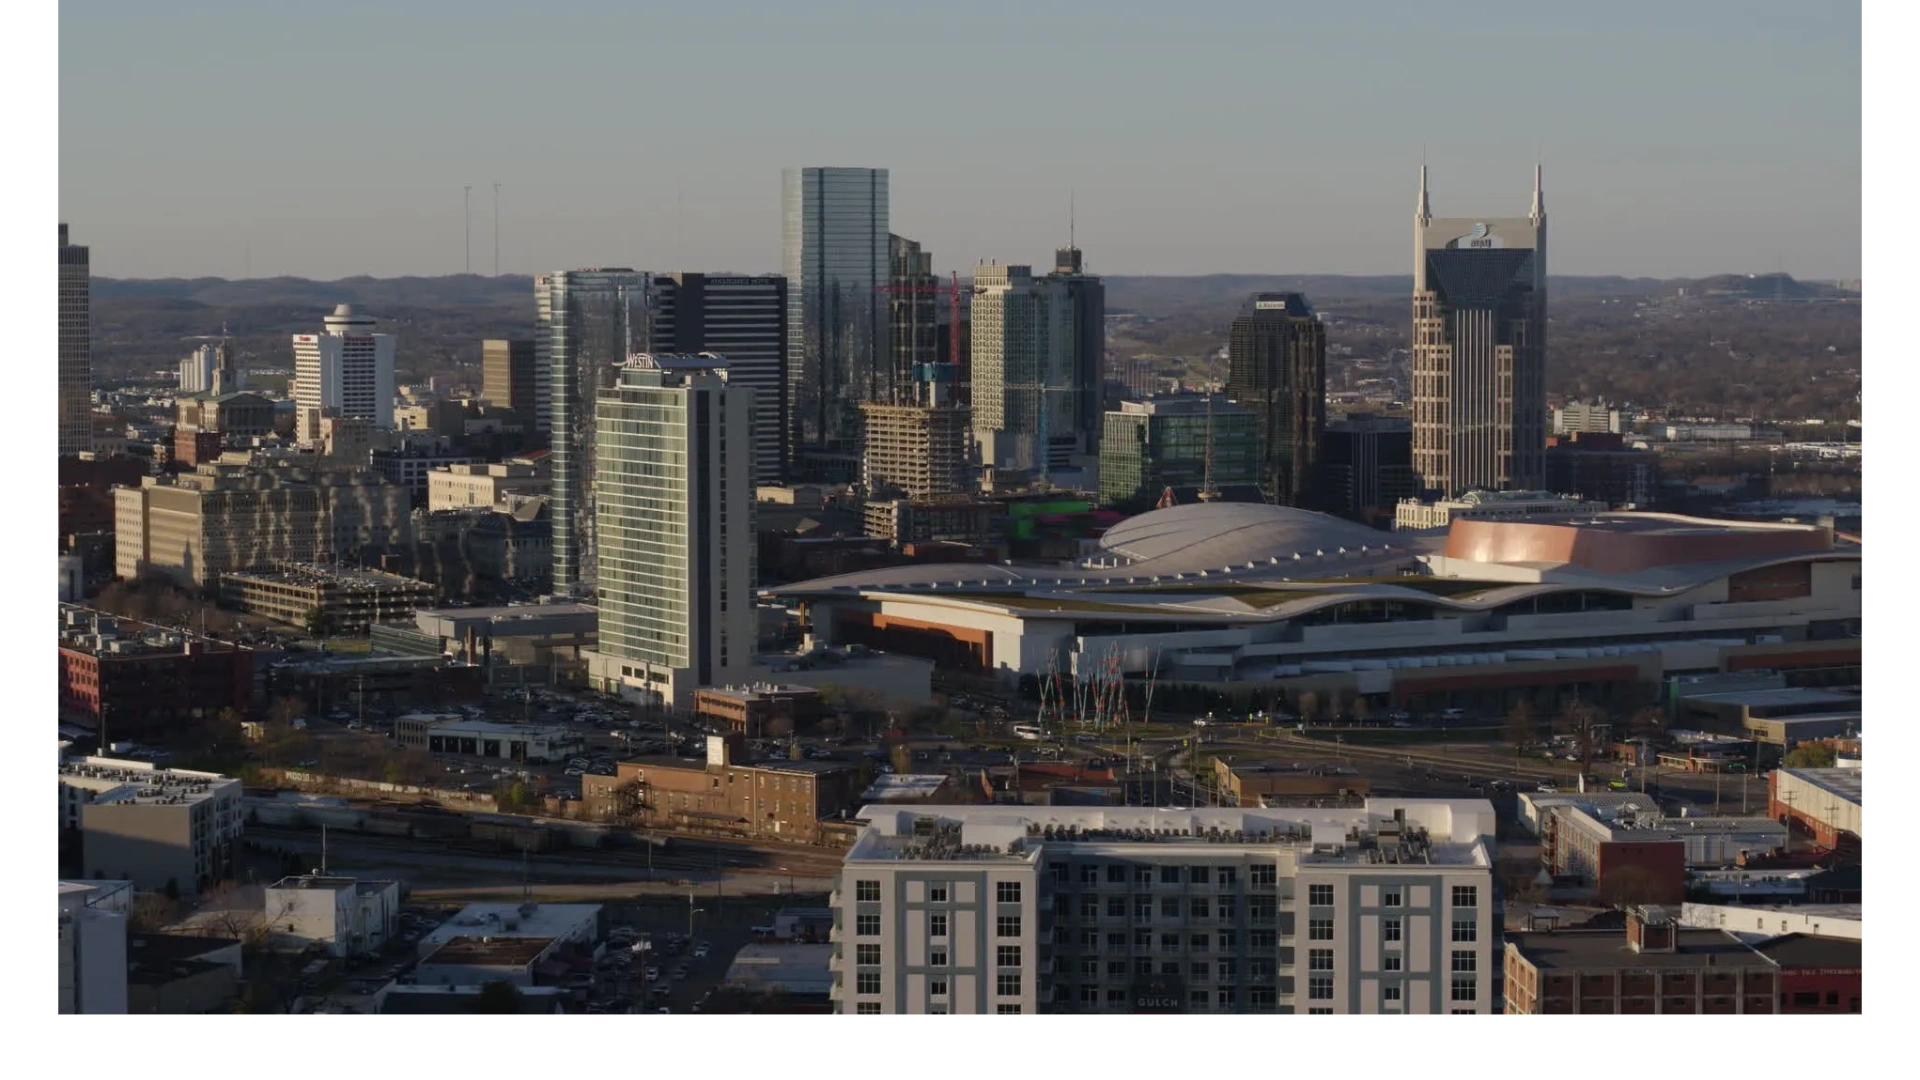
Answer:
[
  {"xmin": 782, "ymin": 167, "xmax": 891, "ymax": 480},
  {"xmin": 543, "ymin": 269, "xmax": 651, "ymax": 597},
  {"xmin": 59, "ymin": 224, "xmax": 91, "ymax": 457}
]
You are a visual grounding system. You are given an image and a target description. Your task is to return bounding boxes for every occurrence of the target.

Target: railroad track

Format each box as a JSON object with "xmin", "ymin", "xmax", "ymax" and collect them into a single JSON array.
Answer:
[{"xmin": 248, "ymin": 825, "xmax": 846, "ymax": 879}]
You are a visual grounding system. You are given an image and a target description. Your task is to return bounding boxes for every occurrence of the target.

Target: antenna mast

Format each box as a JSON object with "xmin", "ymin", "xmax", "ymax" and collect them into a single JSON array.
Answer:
[
  {"xmin": 1199, "ymin": 390, "xmax": 1219, "ymax": 501},
  {"xmin": 493, "ymin": 182, "xmax": 501, "ymax": 276},
  {"xmin": 463, "ymin": 185, "xmax": 472, "ymax": 273}
]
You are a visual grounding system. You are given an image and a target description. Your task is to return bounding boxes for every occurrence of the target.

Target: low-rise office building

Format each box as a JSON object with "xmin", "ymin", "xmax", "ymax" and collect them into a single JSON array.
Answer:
[
  {"xmin": 1680, "ymin": 902, "xmax": 1862, "ymax": 943},
  {"xmin": 416, "ymin": 936, "xmax": 559, "ymax": 989},
  {"xmin": 264, "ymin": 651, "xmax": 486, "ymax": 713},
  {"xmin": 694, "ymin": 683, "xmax": 826, "ymax": 738},
  {"xmin": 1503, "ymin": 907, "xmax": 1780, "ymax": 1014},
  {"xmin": 828, "ymin": 800, "xmax": 1497, "ymax": 1015},
  {"xmin": 125, "ymin": 933, "xmax": 244, "ymax": 1014},
  {"xmin": 60, "ymin": 757, "xmax": 243, "ymax": 896},
  {"xmin": 262, "ymin": 874, "xmax": 402, "ymax": 957},
  {"xmin": 427, "ymin": 461, "xmax": 550, "ymax": 511},
  {"xmin": 380, "ymin": 601, "xmax": 597, "ymax": 680},
  {"xmin": 417, "ymin": 902, "xmax": 603, "ymax": 957},
  {"xmin": 394, "ymin": 715, "xmax": 584, "ymax": 763},
  {"xmin": 376, "ymin": 983, "xmax": 570, "ymax": 1014},
  {"xmin": 1541, "ymin": 802, "xmax": 1786, "ymax": 903},
  {"xmin": 1751, "ymin": 934, "xmax": 1861, "ymax": 1014},
  {"xmin": 581, "ymin": 735, "xmax": 864, "ymax": 845}
]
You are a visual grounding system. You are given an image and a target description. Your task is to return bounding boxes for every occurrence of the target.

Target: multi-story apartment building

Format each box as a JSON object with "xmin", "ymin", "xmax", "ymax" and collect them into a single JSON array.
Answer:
[
  {"xmin": 585, "ymin": 354, "xmax": 755, "ymax": 709},
  {"xmin": 828, "ymin": 802, "xmax": 1496, "ymax": 1015},
  {"xmin": 783, "ymin": 167, "xmax": 892, "ymax": 479},
  {"xmin": 60, "ymin": 757, "xmax": 244, "ymax": 897},
  {"xmin": 60, "ymin": 224, "xmax": 93, "ymax": 457},
  {"xmin": 1410, "ymin": 166, "xmax": 1548, "ymax": 496},
  {"xmin": 1098, "ymin": 395, "xmax": 1261, "ymax": 512},
  {"xmin": 1225, "ymin": 293, "xmax": 1326, "ymax": 506},
  {"xmin": 293, "ymin": 305, "xmax": 397, "ymax": 443},
  {"xmin": 481, "ymin": 338, "xmax": 541, "ymax": 429},
  {"xmin": 969, "ymin": 262, "xmax": 1100, "ymax": 482},
  {"xmin": 651, "ymin": 273, "xmax": 790, "ymax": 484},
  {"xmin": 114, "ymin": 463, "xmax": 412, "ymax": 588},
  {"xmin": 541, "ymin": 268, "xmax": 652, "ymax": 597}
]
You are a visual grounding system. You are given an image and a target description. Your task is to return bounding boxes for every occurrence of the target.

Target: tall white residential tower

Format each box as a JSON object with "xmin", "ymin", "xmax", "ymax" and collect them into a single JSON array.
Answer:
[{"xmin": 586, "ymin": 354, "xmax": 756, "ymax": 710}]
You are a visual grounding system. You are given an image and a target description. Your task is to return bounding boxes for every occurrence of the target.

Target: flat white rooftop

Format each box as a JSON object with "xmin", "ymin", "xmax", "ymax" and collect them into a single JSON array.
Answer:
[
  {"xmin": 418, "ymin": 902, "xmax": 600, "ymax": 948},
  {"xmin": 863, "ymin": 774, "xmax": 948, "ymax": 801},
  {"xmin": 60, "ymin": 757, "xmax": 238, "ymax": 806},
  {"xmin": 722, "ymin": 944, "xmax": 834, "ymax": 996},
  {"xmin": 1778, "ymin": 767, "xmax": 1862, "ymax": 807},
  {"xmin": 847, "ymin": 800, "xmax": 1494, "ymax": 867}
]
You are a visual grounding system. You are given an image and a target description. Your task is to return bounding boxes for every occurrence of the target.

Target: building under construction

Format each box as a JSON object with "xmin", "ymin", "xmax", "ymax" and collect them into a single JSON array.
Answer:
[{"xmin": 859, "ymin": 402, "xmax": 972, "ymax": 502}]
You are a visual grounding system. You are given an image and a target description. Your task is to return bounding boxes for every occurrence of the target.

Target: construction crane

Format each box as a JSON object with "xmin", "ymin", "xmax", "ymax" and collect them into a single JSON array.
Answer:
[{"xmin": 1198, "ymin": 390, "xmax": 1220, "ymax": 501}]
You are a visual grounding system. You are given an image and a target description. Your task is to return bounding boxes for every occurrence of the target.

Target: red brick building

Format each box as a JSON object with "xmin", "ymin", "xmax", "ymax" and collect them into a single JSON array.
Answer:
[
  {"xmin": 58, "ymin": 619, "xmax": 253, "ymax": 743},
  {"xmin": 1753, "ymin": 934, "xmax": 1862, "ymax": 1013},
  {"xmin": 1503, "ymin": 907, "xmax": 1780, "ymax": 1014}
]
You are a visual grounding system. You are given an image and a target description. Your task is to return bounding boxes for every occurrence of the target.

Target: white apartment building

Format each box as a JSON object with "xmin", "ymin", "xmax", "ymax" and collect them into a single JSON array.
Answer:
[
  {"xmin": 263, "ymin": 875, "xmax": 402, "ymax": 958},
  {"xmin": 584, "ymin": 354, "xmax": 756, "ymax": 710},
  {"xmin": 59, "ymin": 881, "xmax": 129, "ymax": 1014},
  {"xmin": 1553, "ymin": 400, "xmax": 1622, "ymax": 435},
  {"xmin": 426, "ymin": 461, "xmax": 549, "ymax": 511},
  {"xmin": 1393, "ymin": 489, "xmax": 1603, "ymax": 531},
  {"xmin": 294, "ymin": 304, "xmax": 396, "ymax": 443},
  {"xmin": 60, "ymin": 757, "xmax": 244, "ymax": 896},
  {"xmin": 829, "ymin": 801, "xmax": 1496, "ymax": 1015}
]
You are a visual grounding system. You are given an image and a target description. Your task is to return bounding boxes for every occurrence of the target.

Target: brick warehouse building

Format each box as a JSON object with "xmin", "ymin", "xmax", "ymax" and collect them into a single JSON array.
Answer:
[
  {"xmin": 581, "ymin": 735, "xmax": 864, "ymax": 846},
  {"xmin": 1503, "ymin": 907, "xmax": 1779, "ymax": 1014},
  {"xmin": 58, "ymin": 607, "xmax": 252, "ymax": 743},
  {"xmin": 1752, "ymin": 934, "xmax": 1861, "ymax": 1013}
]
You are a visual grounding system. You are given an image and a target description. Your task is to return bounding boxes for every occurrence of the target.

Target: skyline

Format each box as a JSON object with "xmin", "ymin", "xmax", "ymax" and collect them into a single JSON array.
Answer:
[{"xmin": 58, "ymin": 1, "xmax": 1860, "ymax": 281}]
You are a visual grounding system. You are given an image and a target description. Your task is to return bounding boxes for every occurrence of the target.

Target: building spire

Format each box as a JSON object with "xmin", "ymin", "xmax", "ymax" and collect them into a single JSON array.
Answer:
[
  {"xmin": 1417, "ymin": 164, "xmax": 1432, "ymax": 224},
  {"xmin": 1530, "ymin": 162, "xmax": 1544, "ymax": 221}
]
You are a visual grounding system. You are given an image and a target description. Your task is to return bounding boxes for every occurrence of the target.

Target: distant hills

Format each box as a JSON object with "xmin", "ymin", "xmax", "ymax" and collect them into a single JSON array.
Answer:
[{"xmin": 90, "ymin": 269, "xmax": 1837, "ymax": 319}]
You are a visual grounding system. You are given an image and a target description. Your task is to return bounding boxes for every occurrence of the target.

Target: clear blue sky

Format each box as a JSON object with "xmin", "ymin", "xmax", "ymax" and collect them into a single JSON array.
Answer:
[{"xmin": 58, "ymin": 0, "xmax": 1860, "ymax": 281}]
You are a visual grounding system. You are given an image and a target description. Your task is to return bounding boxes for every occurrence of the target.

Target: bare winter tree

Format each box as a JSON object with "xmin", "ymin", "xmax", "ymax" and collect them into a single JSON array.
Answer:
[{"xmin": 1505, "ymin": 699, "xmax": 1537, "ymax": 749}]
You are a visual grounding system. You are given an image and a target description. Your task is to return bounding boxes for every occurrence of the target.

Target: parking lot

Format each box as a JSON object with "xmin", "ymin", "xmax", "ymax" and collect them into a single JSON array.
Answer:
[{"xmin": 581, "ymin": 893, "xmax": 822, "ymax": 1014}]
